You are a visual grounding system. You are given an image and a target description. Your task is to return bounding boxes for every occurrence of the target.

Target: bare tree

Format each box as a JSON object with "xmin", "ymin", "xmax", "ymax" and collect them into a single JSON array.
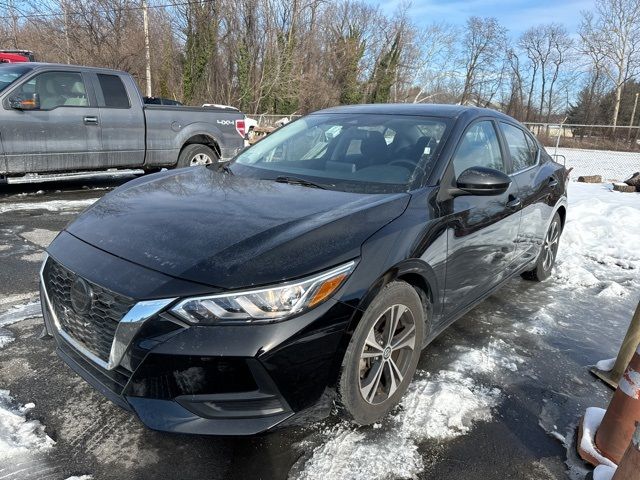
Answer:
[
  {"xmin": 459, "ymin": 16, "xmax": 507, "ymax": 105},
  {"xmin": 580, "ymin": 0, "xmax": 640, "ymax": 128}
]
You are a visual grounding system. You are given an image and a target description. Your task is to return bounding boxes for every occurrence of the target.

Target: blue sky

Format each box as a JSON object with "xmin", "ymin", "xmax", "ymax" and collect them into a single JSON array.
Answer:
[{"xmin": 374, "ymin": 0, "xmax": 597, "ymax": 36}]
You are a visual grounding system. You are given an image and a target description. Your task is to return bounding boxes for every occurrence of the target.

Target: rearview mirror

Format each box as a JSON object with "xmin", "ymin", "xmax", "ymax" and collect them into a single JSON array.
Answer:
[
  {"xmin": 9, "ymin": 93, "xmax": 40, "ymax": 111},
  {"xmin": 452, "ymin": 166, "xmax": 511, "ymax": 196}
]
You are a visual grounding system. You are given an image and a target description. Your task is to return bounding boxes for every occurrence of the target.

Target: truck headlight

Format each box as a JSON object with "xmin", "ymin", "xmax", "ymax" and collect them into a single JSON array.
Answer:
[{"xmin": 171, "ymin": 260, "xmax": 356, "ymax": 323}]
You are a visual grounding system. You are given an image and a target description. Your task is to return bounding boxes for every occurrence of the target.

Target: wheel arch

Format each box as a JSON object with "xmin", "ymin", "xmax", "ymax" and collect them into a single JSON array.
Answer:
[
  {"xmin": 179, "ymin": 134, "xmax": 221, "ymax": 160},
  {"xmin": 349, "ymin": 258, "xmax": 439, "ymax": 343},
  {"xmin": 327, "ymin": 259, "xmax": 438, "ymax": 389}
]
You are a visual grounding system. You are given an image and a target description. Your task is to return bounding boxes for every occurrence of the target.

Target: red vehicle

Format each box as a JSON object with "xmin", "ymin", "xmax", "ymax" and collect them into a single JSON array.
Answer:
[{"xmin": 0, "ymin": 50, "xmax": 34, "ymax": 63}]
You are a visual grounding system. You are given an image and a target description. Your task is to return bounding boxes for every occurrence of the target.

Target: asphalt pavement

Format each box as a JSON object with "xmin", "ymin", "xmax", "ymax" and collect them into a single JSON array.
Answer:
[{"xmin": 0, "ymin": 174, "xmax": 632, "ymax": 480}]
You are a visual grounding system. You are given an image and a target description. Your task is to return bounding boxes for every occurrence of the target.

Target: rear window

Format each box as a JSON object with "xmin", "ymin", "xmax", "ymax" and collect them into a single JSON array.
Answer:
[
  {"xmin": 97, "ymin": 74, "xmax": 130, "ymax": 108},
  {"xmin": 0, "ymin": 65, "xmax": 31, "ymax": 93}
]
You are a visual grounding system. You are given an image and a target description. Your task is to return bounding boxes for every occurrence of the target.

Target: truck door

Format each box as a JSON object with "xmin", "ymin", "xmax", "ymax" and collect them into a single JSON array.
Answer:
[
  {"xmin": 2, "ymin": 70, "xmax": 102, "ymax": 174},
  {"xmin": 89, "ymin": 72, "xmax": 145, "ymax": 167}
]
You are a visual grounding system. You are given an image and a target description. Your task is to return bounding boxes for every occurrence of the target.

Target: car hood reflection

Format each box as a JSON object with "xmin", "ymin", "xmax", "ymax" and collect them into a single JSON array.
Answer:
[{"xmin": 65, "ymin": 167, "xmax": 411, "ymax": 289}]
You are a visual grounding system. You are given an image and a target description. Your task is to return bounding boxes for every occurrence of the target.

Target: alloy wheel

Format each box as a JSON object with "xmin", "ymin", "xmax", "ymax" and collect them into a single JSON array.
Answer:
[
  {"xmin": 359, "ymin": 304, "xmax": 417, "ymax": 405},
  {"xmin": 190, "ymin": 153, "xmax": 213, "ymax": 166},
  {"xmin": 542, "ymin": 220, "xmax": 560, "ymax": 271}
]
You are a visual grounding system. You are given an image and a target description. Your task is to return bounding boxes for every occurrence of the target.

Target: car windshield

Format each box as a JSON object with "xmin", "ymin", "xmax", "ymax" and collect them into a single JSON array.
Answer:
[
  {"xmin": 0, "ymin": 65, "xmax": 31, "ymax": 94},
  {"xmin": 230, "ymin": 113, "xmax": 451, "ymax": 193}
]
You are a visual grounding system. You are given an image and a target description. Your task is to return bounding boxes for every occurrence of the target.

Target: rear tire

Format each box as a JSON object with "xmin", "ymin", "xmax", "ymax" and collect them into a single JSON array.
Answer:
[
  {"xmin": 176, "ymin": 144, "xmax": 219, "ymax": 168},
  {"xmin": 338, "ymin": 281, "xmax": 424, "ymax": 425},
  {"xmin": 521, "ymin": 212, "xmax": 562, "ymax": 282}
]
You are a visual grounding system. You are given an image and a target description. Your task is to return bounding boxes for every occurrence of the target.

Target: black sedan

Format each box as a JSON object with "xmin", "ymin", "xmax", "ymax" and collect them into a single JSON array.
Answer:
[{"xmin": 40, "ymin": 104, "xmax": 568, "ymax": 435}]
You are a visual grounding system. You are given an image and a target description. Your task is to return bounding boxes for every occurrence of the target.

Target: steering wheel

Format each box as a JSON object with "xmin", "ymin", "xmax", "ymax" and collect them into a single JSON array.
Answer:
[{"xmin": 389, "ymin": 159, "xmax": 419, "ymax": 170}]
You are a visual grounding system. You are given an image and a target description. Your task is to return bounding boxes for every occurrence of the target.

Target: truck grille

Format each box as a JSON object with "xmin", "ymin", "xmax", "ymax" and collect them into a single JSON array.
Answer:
[{"xmin": 43, "ymin": 257, "xmax": 135, "ymax": 363}]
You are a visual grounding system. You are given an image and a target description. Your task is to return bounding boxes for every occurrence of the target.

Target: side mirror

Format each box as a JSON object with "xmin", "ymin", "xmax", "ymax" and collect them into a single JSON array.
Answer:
[
  {"xmin": 9, "ymin": 93, "xmax": 40, "ymax": 110},
  {"xmin": 452, "ymin": 166, "xmax": 511, "ymax": 196}
]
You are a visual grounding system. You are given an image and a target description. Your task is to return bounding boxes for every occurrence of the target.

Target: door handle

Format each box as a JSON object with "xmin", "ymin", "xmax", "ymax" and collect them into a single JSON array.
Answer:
[
  {"xmin": 83, "ymin": 116, "xmax": 99, "ymax": 125},
  {"xmin": 506, "ymin": 197, "xmax": 522, "ymax": 210},
  {"xmin": 547, "ymin": 177, "xmax": 558, "ymax": 187}
]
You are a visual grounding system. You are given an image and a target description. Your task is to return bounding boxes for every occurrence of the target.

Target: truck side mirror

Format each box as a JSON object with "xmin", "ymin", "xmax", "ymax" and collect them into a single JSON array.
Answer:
[{"xmin": 10, "ymin": 93, "xmax": 40, "ymax": 110}]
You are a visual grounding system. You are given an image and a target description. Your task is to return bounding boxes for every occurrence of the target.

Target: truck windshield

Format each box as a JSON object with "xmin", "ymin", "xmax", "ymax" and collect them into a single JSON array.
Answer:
[
  {"xmin": 0, "ymin": 65, "xmax": 31, "ymax": 94},
  {"xmin": 230, "ymin": 113, "xmax": 450, "ymax": 193}
]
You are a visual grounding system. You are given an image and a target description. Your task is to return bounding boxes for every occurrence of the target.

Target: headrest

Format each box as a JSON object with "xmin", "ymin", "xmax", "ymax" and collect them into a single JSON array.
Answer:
[
  {"xmin": 360, "ymin": 131, "xmax": 388, "ymax": 165},
  {"xmin": 70, "ymin": 81, "xmax": 85, "ymax": 95}
]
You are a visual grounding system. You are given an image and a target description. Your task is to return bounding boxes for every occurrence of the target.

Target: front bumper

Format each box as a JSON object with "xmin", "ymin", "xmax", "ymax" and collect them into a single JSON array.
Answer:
[{"xmin": 41, "ymin": 234, "xmax": 357, "ymax": 435}]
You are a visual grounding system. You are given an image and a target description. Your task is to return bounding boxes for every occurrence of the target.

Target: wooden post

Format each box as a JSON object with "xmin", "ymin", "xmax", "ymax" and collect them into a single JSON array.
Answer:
[{"xmin": 592, "ymin": 301, "xmax": 640, "ymax": 389}]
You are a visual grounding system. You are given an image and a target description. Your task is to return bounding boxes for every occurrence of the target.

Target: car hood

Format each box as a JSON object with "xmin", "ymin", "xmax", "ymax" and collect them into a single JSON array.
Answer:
[{"xmin": 65, "ymin": 167, "xmax": 410, "ymax": 289}]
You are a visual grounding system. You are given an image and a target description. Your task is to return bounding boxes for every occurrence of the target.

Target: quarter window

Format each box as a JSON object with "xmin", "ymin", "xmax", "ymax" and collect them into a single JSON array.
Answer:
[
  {"xmin": 13, "ymin": 71, "xmax": 88, "ymax": 110},
  {"xmin": 452, "ymin": 121, "xmax": 505, "ymax": 177},
  {"xmin": 97, "ymin": 74, "xmax": 130, "ymax": 108},
  {"xmin": 500, "ymin": 123, "xmax": 537, "ymax": 171}
]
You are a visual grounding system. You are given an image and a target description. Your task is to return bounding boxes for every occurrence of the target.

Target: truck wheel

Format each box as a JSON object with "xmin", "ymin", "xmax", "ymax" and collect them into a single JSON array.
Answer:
[
  {"xmin": 177, "ymin": 144, "xmax": 219, "ymax": 168},
  {"xmin": 338, "ymin": 281, "xmax": 424, "ymax": 425}
]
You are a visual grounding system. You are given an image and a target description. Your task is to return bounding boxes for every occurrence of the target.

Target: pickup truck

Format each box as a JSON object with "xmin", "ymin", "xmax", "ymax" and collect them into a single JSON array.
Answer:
[{"xmin": 0, "ymin": 63, "xmax": 246, "ymax": 182}]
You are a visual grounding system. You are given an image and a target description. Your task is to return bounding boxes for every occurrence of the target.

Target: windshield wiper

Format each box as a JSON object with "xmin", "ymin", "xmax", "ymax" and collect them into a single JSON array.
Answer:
[{"xmin": 274, "ymin": 176, "xmax": 327, "ymax": 189}]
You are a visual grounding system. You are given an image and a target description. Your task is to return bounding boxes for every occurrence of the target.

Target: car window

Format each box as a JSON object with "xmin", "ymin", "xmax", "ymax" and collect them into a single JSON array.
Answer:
[
  {"xmin": 232, "ymin": 113, "xmax": 451, "ymax": 194},
  {"xmin": 97, "ymin": 74, "xmax": 130, "ymax": 108},
  {"xmin": 500, "ymin": 122, "xmax": 537, "ymax": 171},
  {"xmin": 452, "ymin": 121, "xmax": 505, "ymax": 177},
  {"xmin": 0, "ymin": 65, "xmax": 30, "ymax": 94},
  {"xmin": 13, "ymin": 71, "xmax": 88, "ymax": 110}
]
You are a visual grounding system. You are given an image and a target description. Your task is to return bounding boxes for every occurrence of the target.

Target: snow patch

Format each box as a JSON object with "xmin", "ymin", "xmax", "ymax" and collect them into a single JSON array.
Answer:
[
  {"xmin": 0, "ymin": 301, "xmax": 41, "ymax": 327},
  {"xmin": 451, "ymin": 338, "xmax": 524, "ymax": 373},
  {"xmin": 596, "ymin": 358, "xmax": 616, "ymax": 372},
  {"xmin": 593, "ymin": 465, "xmax": 616, "ymax": 480},
  {"xmin": 597, "ymin": 282, "xmax": 628, "ymax": 298},
  {"xmin": 579, "ymin": 407, "xmax": 617, "ymax": 468},
  {"xmin": 65, "ymin": 476, "xmax": 93, "ymax": 480},
  {"xmin": 0, "ymin": 331, "xmax": 14, "ymax": 349},
  {"xmin": 294, "ymin": 369, "xmax": 500, "ymax": 480},
  {"xmin": 0, "ymin": 198, "xmax": 97, "ymax": 214},
  {"xmin": 0, "ymin": 390, "xmax": 54, "ymax": 460}
]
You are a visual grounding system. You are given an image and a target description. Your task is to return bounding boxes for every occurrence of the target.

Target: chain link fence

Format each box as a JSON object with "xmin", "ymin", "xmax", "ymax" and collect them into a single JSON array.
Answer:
[
  {"xmin": 522, "ymin": 123, "xmax": 640, "ymax": 182},
  {"xmin": 246, "ymin": 115, "xmax": 640, "ymax": 182}
]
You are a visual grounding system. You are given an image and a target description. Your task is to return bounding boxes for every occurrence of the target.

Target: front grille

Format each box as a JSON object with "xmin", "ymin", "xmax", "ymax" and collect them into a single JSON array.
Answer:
[{"xmin": 43, "ymin": 257, "xmax": 135, "ymax": 363}]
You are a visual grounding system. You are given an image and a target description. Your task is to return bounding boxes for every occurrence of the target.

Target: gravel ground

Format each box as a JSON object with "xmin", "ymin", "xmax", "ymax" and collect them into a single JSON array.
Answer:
[{"xmin": 0, "ymin": 175, "xmax": 637, "ymax": 480}]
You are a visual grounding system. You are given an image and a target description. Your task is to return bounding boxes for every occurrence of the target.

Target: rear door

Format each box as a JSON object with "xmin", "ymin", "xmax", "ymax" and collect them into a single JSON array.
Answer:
[
  {"xmin": 440, "ymin": 119, "xmax": 522, "ymax": 316},
  {"xmin": 90, "ymin": 72, "xmax": 145, "ymax": 167},
  {"xmin": 1, "ymin": 69, "xmax": 102, "ymax": 173},
  {"xmin": 498, "ymin": 122, "xmax": 550, "ymax": 266}
]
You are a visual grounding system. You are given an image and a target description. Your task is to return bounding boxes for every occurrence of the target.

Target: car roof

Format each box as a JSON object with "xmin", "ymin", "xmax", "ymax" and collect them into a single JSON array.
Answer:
[{"xmin": 314, "ymin": 103, "xmax": 514, "ymax": 122}]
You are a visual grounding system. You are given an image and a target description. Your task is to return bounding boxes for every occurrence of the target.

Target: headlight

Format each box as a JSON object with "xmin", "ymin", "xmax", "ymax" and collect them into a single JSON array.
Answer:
[{"xmin": 171, "ymin": 260, "xmax": 356, "ymax": 324}]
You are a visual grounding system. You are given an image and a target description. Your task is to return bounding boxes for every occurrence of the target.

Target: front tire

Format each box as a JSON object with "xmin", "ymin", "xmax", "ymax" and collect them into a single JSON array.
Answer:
[
  {"xmin": 338, "ymin": 281, "xmax": 425, "ymax": 425},
  {"xmin": 176, "ymin": 144, "xmax": 219, "ymax": 168},
  {"xmin": 521, "ymin": 212, "xmax": 562, "ymax": 282}
]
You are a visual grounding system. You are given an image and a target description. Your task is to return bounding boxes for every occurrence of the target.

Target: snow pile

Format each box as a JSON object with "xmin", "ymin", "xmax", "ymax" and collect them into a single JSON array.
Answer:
[
  {"xmin": 593, "ymin": 465, "xmax": 616, "ymax": 480},
  {"xmin": 293, "ymin": 338, "xmax": 506, "ymax": 480},
  {"xmin": 555, "ymin": 183, "xmax": 640, "ymax": 295},
  {"xmin": 0, "ymin": 391, "xmax": 54, "ymax": 460},
  {"xmin": 293, "ymin": 371, "xmax": 499, "ymax": 480},
  {"xmin": 596, "ymin": 358, "xmax": 616, "ymax": 372},
  {"xmin": 578, "ymin": 407, "xmax": 616, "ymax": 469}
]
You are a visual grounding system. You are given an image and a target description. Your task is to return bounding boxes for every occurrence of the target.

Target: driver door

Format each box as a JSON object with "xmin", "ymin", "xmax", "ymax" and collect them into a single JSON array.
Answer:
[
  {"xmin": 440, "ymin": 119, "xmax": 522, "ymax": 316},
  {"xmin": 2, "ymin": 70, "xmax": 102, "ymax": 174}
]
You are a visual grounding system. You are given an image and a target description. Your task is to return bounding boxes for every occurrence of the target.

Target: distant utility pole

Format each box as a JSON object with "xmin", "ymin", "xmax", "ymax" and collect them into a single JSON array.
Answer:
[
  {"xmin": 63, "ymin": 0, "xmax": 71, "ymax": 64},
  {"xmin": 9, "ymin": 0, "xmax": 18, "ymax": 48},
  {"xmin": 142, "ymin": 0, "xmax": 152, "ymax": 97}
]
